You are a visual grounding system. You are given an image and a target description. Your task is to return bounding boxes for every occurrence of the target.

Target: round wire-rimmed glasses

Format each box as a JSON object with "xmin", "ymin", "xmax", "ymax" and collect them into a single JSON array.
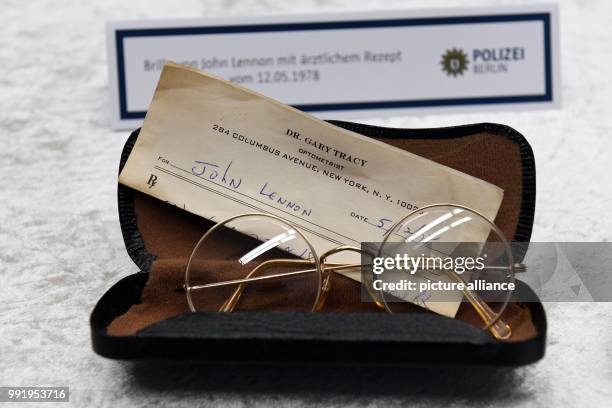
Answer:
[{"xmin": 184, "ymin": 204, "xmax": 523, "ymax": 340}]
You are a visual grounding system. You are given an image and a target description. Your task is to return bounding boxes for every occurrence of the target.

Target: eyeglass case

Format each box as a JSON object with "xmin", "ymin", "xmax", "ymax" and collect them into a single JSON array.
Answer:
[{"xmin": 91, "ymin": 121, "xmax": 545, "ymax": 366}]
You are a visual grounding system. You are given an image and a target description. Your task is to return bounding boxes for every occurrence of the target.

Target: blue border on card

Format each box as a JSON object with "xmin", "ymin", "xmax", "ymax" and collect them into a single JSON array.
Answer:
[{"xmin": 115, "ymin": 13, "xmax": 553, "ymax": 120}]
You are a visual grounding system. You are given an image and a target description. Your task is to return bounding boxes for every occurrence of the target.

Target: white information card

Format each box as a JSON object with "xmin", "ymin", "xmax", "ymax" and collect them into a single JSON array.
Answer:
[{"xmin": 107, "ymin": 4, "xmax": 559, "ymax": 130}]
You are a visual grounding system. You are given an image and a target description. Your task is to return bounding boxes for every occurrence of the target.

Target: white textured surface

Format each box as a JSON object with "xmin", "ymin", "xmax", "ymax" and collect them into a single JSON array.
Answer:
[{"xmin": 1, "ymin": 0, "xmax": 612, "ymax": 406}]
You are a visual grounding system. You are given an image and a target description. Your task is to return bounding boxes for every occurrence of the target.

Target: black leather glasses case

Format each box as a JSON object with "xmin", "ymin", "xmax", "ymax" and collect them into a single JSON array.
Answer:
[{"xmin": 91, "ymin": 121, "xmax": 545, "ymax": 366}]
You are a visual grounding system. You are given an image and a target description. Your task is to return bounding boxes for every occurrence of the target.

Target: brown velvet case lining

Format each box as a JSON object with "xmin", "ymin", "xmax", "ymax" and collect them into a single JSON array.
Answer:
[{"xmin": 107, "ymin": 132, "xmax": 537, "ymax": 342}]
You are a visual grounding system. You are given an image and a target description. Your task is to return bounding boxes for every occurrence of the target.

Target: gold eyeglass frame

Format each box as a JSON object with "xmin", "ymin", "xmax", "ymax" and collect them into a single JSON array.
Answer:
[{"xmin": 184, "ymin": 204, "xmax": 523, "ymax": 340}]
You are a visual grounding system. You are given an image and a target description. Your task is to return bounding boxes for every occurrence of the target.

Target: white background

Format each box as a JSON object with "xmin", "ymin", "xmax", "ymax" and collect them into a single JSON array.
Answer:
[{"xmin": 1, "ymin": 0, "xmax": 611, "ymax": 407}]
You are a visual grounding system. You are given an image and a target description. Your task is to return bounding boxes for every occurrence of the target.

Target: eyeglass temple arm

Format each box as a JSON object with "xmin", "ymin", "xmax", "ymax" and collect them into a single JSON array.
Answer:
[
  {"xmin": 184, "ymin": 261, "xmax": 342, "ymax": 292},
  {"xmin": 216, "ymin": 244, "xmax": 372, "ymax": 312},
  {"xmin": 218, "ymin": 259, "xmax": 370, "ymax": 312},
  {"xmin": 218, "ymin": 258, "xmax": 312, "ymax": 312},
  {"xmin": 185, "ymin": 256, "xmax": 372, "ymax": 312},
  {"xmin": 447, "ymin": 270, "xmax": 512, "ymax": 340}
]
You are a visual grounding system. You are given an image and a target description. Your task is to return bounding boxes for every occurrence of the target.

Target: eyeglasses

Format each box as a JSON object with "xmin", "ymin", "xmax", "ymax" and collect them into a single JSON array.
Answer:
[{"xmin": 183, "ymin": 204, "xmax": 524, "ymax": 340}]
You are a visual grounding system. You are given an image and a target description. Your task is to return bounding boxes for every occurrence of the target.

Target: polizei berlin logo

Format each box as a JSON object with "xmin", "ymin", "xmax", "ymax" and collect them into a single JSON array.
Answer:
[{"xmin": 441, "ymin": 48, "xmax": 469, "ymax": 77}]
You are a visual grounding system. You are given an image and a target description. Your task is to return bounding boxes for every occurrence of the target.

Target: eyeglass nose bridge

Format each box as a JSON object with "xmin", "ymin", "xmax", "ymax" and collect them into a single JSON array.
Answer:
[{"xmin": 316, "ymin": 245, "xmax": 386, "ymax": 312}]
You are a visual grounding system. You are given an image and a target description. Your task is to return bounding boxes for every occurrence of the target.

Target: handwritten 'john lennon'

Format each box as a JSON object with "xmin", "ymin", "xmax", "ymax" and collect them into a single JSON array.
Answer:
[
  {"xmin": 286, "ymin": 129, "xmax": 368, "ymax": 167},
  {"xmin": 191, "ymin": 159, "xmax": 313, "ymax": 218}
]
